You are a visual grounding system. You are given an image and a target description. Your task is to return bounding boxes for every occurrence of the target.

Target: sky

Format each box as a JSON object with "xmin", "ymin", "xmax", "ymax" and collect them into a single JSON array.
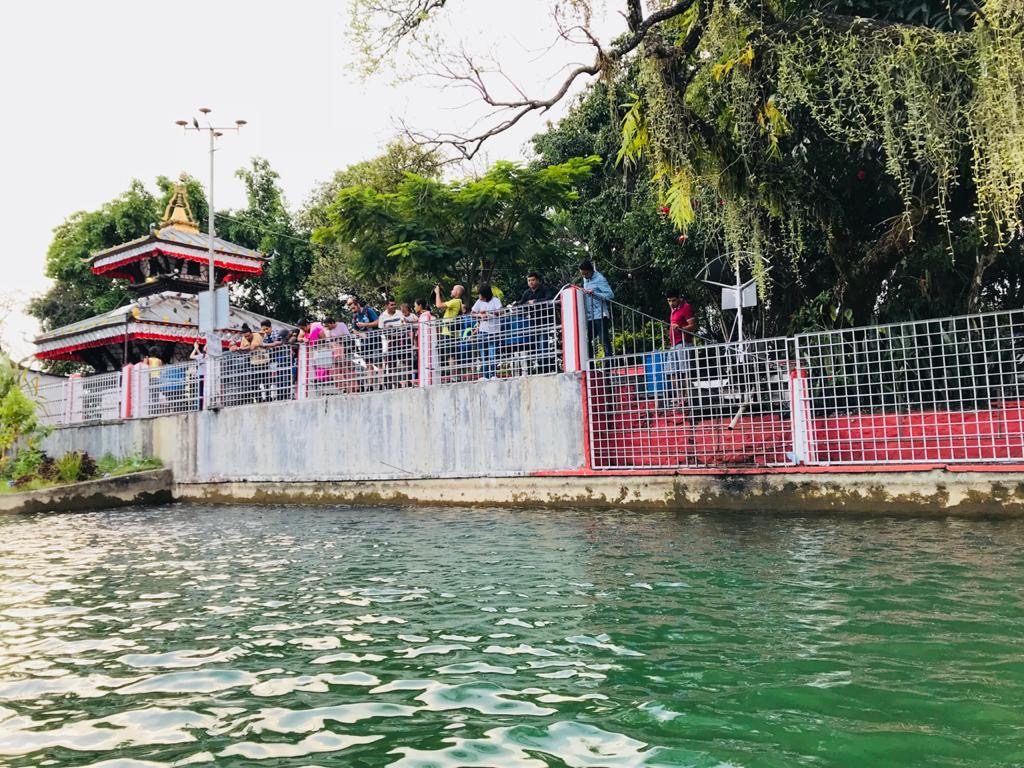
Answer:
[{"xmin": 0, "ymin": 0, "xmax": 615, "ymax": 362}]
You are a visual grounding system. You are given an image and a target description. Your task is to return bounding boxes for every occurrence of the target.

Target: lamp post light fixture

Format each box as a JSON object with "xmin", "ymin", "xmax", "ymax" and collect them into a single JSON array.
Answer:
[{"xmin": 175, "ymin": 109, "xmax": 247, "ymax": 356}]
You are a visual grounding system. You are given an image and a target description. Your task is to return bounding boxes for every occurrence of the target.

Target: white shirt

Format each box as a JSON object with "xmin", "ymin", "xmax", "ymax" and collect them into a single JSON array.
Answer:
[
  {"xmin": 472, "ymin": 297, "xmax": 503, "ymax": 334},
  {"xmin": 378, "ymin": 309, "xmax": 403, "ymax": 328},
  {"xmin": 377, "ymin": 310, "xmax": 403, "ymax": 353}
]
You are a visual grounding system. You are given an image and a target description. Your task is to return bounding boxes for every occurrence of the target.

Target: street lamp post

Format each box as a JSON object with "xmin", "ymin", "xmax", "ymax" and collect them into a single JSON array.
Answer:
[{"xmin": 175, "ymin": 109, "xmax": 246, "ymax": 356}]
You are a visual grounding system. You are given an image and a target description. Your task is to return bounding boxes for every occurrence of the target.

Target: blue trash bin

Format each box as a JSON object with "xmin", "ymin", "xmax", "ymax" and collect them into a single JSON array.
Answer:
[{"xmin": 644, "ymin": 351, "xmax": 669, "ymax": 398}]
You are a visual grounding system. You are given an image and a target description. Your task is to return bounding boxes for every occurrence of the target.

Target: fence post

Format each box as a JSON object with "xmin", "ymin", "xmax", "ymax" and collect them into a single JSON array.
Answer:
[
  {"xmin": 418, "ymin": 320, "xmax": 435, "ymax": 387},
  {"xmin": 65, "ymin": 373, "xmax": 81, "ymax": 425},
  {"xmin": 206, "ymin": 355, "xmax": 220, "ymax": 409},
  {"xmin": 561, "ymin": 286, "xmax": 590, "ymax": 372},
  {"xmin": 136, "ymin": 364, "xmax": 150, "ymax": 418},
  {"xmin": 119, "ymin": 365, "xmax": 133, "ymax": 419},
  {"xmin": 295, "ymin": 343, "xmax": 309, "ymax": 400},
  {"xmin": 789, "ymin": 367, "xmax": 812, "ymax": 465}
]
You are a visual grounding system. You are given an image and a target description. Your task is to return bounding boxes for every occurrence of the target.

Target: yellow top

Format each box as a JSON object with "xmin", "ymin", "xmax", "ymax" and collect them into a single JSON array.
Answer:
[
  {"xmin": 440, "ymin": 298, "xmax": 462, "ymax": 337},
  {"xmin": 159, "ymin": 180, "xmax": 200, "ymax": 234}
]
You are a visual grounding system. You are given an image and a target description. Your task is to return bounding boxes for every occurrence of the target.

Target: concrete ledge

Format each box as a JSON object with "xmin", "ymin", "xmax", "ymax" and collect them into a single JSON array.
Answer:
[
  {"xmin": 0, "ymin": 469, "xmax": 173, "ymax": 515},
  {"xmin": 174, "ymin": 467, "xmax": 1024, "ymax": 516}
]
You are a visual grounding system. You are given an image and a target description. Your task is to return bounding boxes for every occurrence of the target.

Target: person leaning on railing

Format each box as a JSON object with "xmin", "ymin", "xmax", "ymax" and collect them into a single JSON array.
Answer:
[
  {"xmin": 579, "ymin": 260, "xmax": 614, "ymax": 358},
  {"xmin": 517, "ymin": 272, "xmax": 556, "ymax": 373},
  {"xmin": 377, "ymin": 299, "xmax": 405, "ymax": 389},
  {"xmin": 325, "ymin": 316, "xmax": 358, "ymax": 395},
  {"xmin": 260, "ymin": 320, "xmax": 293, "ymax": 401},
  {"xmin": 472, "ymin": 284, "xmax": 502, "ymax": 380},
  {"xmin": 239, "ymin": 324, "xmax": 269, "ymax": 403},
  {"xmin": 189, "ymin": 338, "xmax": 206, "ymax": 409},
  {"xmin": 298, "ymin": 319, "xmax": 332, "ymax": 395},
  {"xmin": 348, "ymin": 296, "xmax": 384, "ymax": 391},
  {"xmin": 666, "ymin": 288, "xmax": 697, "ymax": 403}
]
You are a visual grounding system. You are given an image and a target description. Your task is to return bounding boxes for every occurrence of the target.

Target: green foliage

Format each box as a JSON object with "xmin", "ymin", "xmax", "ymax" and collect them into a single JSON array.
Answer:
[
  {"xmin": 1, "ymin": 450, "xmax": 150, "ymax": 491},
  {"xmin": 0, "ymin": 355, "xmax": 45, "ymax": 461},
  {"xmin": 613, "ymin": 321, "xmax": 668, "ymax": 355},
  {"xmin": 312, "ymin": 156, "xmax": 599, "ymax": 304},
  {"xmin": 619, "ymin": 0, "xmax": 1024, "ymax": 327},
  {"xmin": 0, "ymin": 387, "xmax": 40, "ymax": 455},
  {"xmin": 9, "ymin": 448, "xmax": 44, "ymax": 481},
  {"xmin": 96, "ymin": 453, "xmax": 163, "ymax": 476},
  {"xmin": 303, "ymin": 141, "xmax": 443, "ymax": 312},
  {"xmin": 55, "ymin": 452, "xmax": 83, "ymax": 484},
  {"xmin": 217, "ymin": 158, "xmax": 314, "ymax": 323},
  {"xmin": 531, "ymin": 78, "xmax": 708, "ymax": 321},
  {"xmin": 28, "ymin": 181, "xmax": 155, "ymax": 334}
]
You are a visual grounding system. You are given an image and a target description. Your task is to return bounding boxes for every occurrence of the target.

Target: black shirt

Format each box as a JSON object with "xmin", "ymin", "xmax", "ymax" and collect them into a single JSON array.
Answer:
[{"xmin": 518, "ymin": 285, "xmax": 555, "ymax": 304}]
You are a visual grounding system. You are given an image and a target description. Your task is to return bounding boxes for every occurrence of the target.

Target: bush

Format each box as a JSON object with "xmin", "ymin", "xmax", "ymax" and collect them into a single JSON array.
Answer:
[
  {"xmin": 10, "ymin": 448, "xmax": 44, "ymax": 480},
  {"xmin": 38, "ymin": 454, "xmax": 57, "ymax": 481},
  {"xmin": 78, "ymin": 452, "xmax": 97, "ymax": 480},
  {"xmin": 55, "ymin": 453, "xmax": 83, "ymax": 484},
  {"xmin": 97, "ymin": 453, "xmax": 118, "ymax": 475}
]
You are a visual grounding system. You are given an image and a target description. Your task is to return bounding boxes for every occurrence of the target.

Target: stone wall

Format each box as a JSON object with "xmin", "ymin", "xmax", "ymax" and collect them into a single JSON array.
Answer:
[{"xmin": 42, "ymin": 373, "xmax": 587, "ymax": 483}]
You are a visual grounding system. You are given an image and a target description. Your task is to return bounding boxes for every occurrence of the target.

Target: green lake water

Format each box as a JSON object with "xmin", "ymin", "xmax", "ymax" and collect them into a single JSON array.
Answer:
[{"xmin": 1, "ymin": 505, "xmax": 1022, "ymax": 767}]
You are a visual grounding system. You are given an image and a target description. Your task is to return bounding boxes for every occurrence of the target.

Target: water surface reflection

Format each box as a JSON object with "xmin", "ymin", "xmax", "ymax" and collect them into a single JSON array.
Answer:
[{"xmin": 1, "ymin": 506, "xmax": 1022, "ymax": 766}]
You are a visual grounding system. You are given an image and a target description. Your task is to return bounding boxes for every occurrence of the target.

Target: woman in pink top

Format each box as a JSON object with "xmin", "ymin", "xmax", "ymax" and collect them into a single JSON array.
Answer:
[{"xmin": 298, "ymin": 319, "xmax": 332, "ymax": 393}]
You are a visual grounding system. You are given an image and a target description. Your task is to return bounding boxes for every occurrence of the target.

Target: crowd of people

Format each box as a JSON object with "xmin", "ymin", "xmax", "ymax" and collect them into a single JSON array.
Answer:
[
  {"xmin": 141, "ymin": 273, "xmax": 565, "ymax": 410},
  {"xmin": 138, "ymin": 263, "xmax": 699, "ymax": 412}
]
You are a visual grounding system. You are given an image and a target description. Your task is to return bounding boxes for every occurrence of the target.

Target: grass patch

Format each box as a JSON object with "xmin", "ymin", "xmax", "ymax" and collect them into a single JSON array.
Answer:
[
  {"xmin": 0, "ymin": 452, "xmax": 162, "ymax": 493},
  {"xmin": 99, "ymin": 454, "xmax": 163, "ymax": 477}
]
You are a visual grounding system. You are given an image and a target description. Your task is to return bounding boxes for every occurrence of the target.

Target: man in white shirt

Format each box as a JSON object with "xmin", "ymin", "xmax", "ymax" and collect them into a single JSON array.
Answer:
[{"xmin": 377, "ymin": 299, "xmax": 407, "ymax": 387}]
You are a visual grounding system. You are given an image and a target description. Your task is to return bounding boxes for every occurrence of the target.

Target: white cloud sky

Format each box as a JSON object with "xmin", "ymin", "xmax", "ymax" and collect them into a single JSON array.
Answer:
[{"xmin": 0, "ymin": 0, "xmax": 618, "ymax": 363}]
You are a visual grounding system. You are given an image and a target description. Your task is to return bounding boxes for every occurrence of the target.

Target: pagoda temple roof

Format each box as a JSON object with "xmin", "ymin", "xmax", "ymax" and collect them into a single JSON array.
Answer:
[
  {"xmin": 87, "ymin": 181, "xmax": 266, "ymax": 278},
  {"xmin": 91, "ymin": 224, "xmax": 265, "ymax": 263},
  {"xmin": 34, "ymin": 291, "xmax": 291, "ymax": 362}
]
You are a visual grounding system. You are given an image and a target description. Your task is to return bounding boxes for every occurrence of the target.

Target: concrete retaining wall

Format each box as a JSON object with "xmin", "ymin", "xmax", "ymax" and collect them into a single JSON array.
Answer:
[
  {"xmin": 43, "ymin": 373, "xmax": 587, "ymax": 483},
  {"xmin": 174, "ymin": 469, "xmax": 1024, "ymax": 516},
  {"xmin": 40, "ymin": 371, "xmax": 1024, "ymax": 515},
  {"xmin": 0, "ymin": 469, "xmax": 173, "ymax": 515}
]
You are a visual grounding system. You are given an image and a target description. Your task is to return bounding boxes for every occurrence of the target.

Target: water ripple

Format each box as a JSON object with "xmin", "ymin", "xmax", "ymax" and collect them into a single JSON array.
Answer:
[{"xmin": 0, "ymin": 506, "xmax": 1022, "ymax": 766}]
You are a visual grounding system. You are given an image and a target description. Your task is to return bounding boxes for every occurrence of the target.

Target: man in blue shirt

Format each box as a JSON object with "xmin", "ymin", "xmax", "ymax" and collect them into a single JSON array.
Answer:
[{"xmin": 579, "ymin": 260, "xmax": 614, "ymax": 359}]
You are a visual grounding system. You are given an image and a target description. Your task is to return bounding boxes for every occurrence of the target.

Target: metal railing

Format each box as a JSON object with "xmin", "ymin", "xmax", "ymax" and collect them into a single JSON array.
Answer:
[
  {"xmin": 426, "ymin": 300, "xmax": 561, "ymax": 384},
  {"xmin": 585, "ymin": 312, "xmax": 795, "ymax": 468},
  {"xmin": 304, "ymin": 327, "xmax": 418, "ymax": 397},
  {"xmin": 27, "ymin": 298, "xmax": 1024, "ymax": 471},
  {"xmin": 133, "ymin": 361, "xmax": 203, "ymax": 417},
  {"xmin": 795, "ymin": 310, "xmax": 1024, "ymax": 464},
  {"xmin": 30, "ymin": 381, "xmax": 71, "ymax": 427},
  {"xmin": 71, "ymin": 371, "xmax": 123, "ymax": 423},
  {"xmin": 206, "ymin": 345, "xmax": 297, "ymax": 408}
]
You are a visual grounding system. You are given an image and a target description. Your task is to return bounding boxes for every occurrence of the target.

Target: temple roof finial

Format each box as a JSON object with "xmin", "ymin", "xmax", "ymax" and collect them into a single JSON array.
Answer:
[{"xmin": 159, "ymin": 177, "xmax": 200, "ymax": 234}]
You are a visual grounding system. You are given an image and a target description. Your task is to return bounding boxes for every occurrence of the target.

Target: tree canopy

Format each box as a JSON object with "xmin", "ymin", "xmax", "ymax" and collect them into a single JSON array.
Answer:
[
  {"xmin": 350, "ymin": 0, "xmax": 1024, "ymax": 328},
  {"xmin": 302, "ymin": 141, "xmax": 444, "ymax": 312},
  {"xmin": 312, "ymin": 156, "xmax": 600, "ymax": 304},
  {"xmin": 216, "ymin": 158, "xmax": 313, "ymax": 323}
]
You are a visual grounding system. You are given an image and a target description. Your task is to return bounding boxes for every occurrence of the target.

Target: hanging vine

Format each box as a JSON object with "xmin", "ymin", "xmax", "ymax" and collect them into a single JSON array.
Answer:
[{"xmin": 634, "ymin": 0, "xmax": 1024, "ymax": 294}]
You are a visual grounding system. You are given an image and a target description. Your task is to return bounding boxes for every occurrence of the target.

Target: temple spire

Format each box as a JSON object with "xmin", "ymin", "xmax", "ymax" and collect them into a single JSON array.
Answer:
[{"xmin": 159, "ymin": 178, "xmax": 200, "ymax": 234}]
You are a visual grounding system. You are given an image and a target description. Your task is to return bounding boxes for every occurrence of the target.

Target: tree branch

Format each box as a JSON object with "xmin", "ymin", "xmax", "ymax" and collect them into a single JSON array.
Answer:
[{"xmin": 403, "ymin": 0, "xmax": 699, "ymax": 159}]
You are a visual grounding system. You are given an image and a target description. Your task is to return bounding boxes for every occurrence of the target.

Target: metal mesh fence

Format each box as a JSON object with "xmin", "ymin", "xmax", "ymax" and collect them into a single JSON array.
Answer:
[
  {"xmin": 31, "ymin": 304, "xmax": 1024, "ymax": 470},
  {"xmin": 587, "ymin": 336, "xmax": 796, "ymax": 469},
  {"xmin": 206, "ymin": 346, "xmax": 297, "ymax": 408},
  {"xmin": 133, "ymin": 361, "xmax": 202, "ymax": 417},
  {"xmin": 795, "ymin": 310, "xmax": 1024, "ymax": 464},
  {"xmin": 29, "ymin": 381, "xmax": 71, "ymax": 427},
  {"xmin": 71, "ymin": 371, "xmax": 122, "ymax": 423},
  {"xmin": 426, "ymin": 301, "xmax": 561, "ymax": 384},
  {"xmin": 304, "ymin": 327, "xmax": 418, "ymax": 397}
]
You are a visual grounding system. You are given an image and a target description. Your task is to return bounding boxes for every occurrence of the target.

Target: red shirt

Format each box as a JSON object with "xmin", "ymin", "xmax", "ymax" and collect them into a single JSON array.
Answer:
[{"xmin": 670, "ymin": 302, "xmax": 694, "ymax": 346}]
